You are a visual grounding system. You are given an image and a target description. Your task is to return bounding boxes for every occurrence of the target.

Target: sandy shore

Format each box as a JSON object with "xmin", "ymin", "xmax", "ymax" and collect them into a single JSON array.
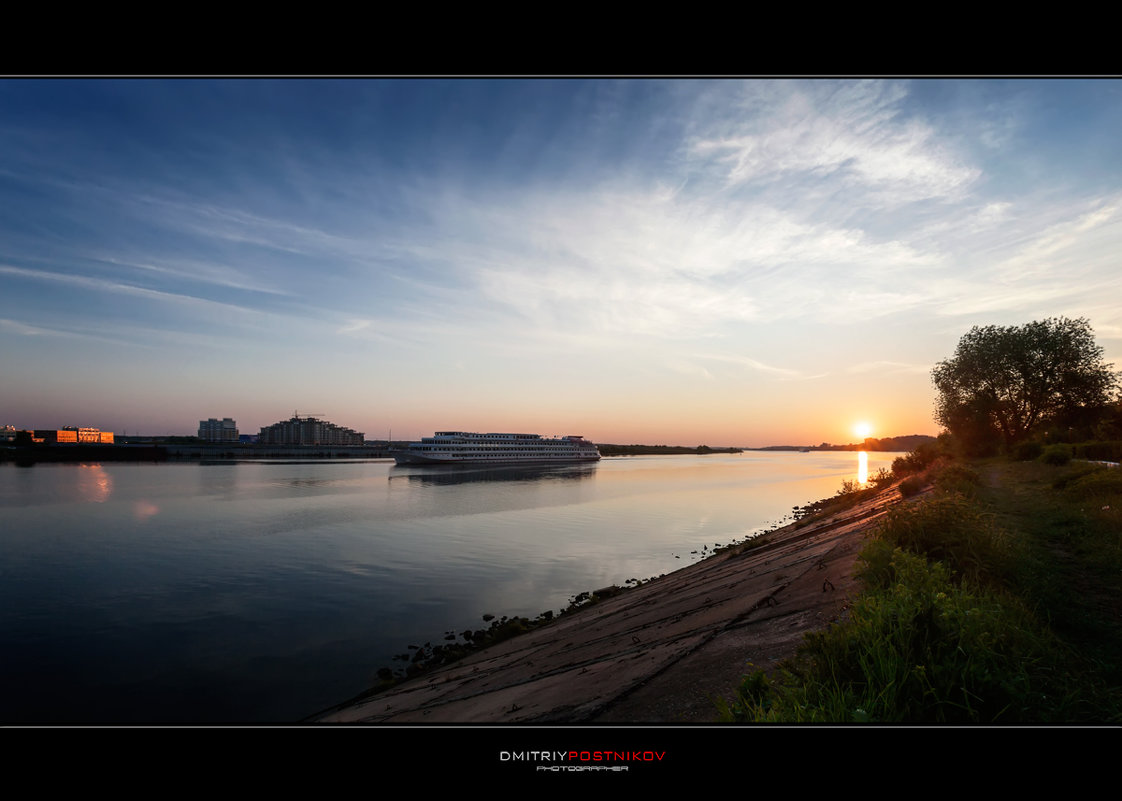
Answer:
[{"xmin": 314, "ymin": 481, "xmax": 905, "ymax": 723}]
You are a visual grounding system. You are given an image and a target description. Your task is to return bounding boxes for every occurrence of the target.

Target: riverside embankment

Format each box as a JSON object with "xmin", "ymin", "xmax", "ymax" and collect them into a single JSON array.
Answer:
[{"xmin": 315, "ymin": 479, "xmax": 908, "ymax": 723}]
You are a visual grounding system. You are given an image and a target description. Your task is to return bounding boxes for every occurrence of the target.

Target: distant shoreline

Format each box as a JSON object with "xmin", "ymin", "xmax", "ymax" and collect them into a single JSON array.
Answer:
[
  {"xmin": 601, "ymin": 433, "xmax": 935, "ymax": 456},
  {"xmin": 2, "ymin": 434, "xmax": 935, "ymax": 464}
]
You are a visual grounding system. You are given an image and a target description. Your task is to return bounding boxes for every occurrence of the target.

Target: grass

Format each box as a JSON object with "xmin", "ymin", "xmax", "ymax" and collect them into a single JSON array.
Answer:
[
  {"xmin": 984, "ymin": 459, "xmax": 1122, "ymax": 686},
  {"xmin": 718, "ymin": 457, "xmax": 1122, "ymax": 723}
]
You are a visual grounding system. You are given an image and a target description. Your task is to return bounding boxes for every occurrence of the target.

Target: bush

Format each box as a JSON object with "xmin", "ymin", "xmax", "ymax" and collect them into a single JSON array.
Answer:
[
  {"xmin": 1041, "ymin": 444, "xmax": 1073, "ymax": 466},
  {"xmin": 1012, "ymin": 441, "xmax": 1044, "ymax": 461},
  {"xmin": 871, "ymin": 493, "xmax": 1009, "ymax": 586},
  {"xmin": 870, "ymin": 467, "xmax": 894, "ymax": 488},
  {"xmin": 898, "ymin": 475, "xmax": 927, "ymax": 497},
  {"xmin": 931, "ymin": 463, "xmax": 983, "ymax": 497},
  {"xmin": 1073, "ymin": 441, "xmax": 1122, "ymax": 462},
  {"xmin": 892, "ymin": 442, "xmax": 940, "ymax": 478}
]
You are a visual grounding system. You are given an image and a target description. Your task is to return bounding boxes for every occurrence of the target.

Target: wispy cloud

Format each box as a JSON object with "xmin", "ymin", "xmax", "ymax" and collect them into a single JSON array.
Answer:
[
  {"xmin": 91, "ymin": 255, "xmax": 295, "ymax": 297},
  {"xmin": 994, "ymin": 200, "xmax": 1120, "ymax": 279},
  {"xmin": 846, "ymin": 360, "xmax": 932, "ymax": 375},
  {"xmin": 0, "ymin": 264, "xmax": 260, "ymax": 315},
  {"xmin": 434, "ymin": 185, "xmax": 944, "ymax": 340},
  {"xmin": 0, "ymin": 318, "xmax": 72, "ymax": 337},
  {"xmin": 693, "ymin": 352, "xmax": 805, "ymax": 379},
  {"xmin": 0, "ymin": 316, "xmax": 162, "ymax": 348},
  {"xmin": 690, "ymin": 80, "xmax": 980, "ymax": 203}
]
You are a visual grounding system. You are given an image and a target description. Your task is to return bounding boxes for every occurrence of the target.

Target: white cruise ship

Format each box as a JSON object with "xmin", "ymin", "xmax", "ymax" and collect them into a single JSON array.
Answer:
[{"xmin": 393, "ymin": 431, "xmax": 601, "ymax": 465}]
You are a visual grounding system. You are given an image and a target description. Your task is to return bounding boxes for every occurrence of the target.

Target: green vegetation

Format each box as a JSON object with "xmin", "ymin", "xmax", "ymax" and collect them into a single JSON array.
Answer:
[
  {"xmin": 719, "ymin": 319, "xmax": 1122, "ymax": 722},
  {"xmin": 1041, "ymin": 443, "xmax": 1073, "ymax": 466},
  {"xmin": 932, "ymin": 317, "xmax": 1118, "ymax": 456},
  {"xmin": 717, "ymin": 450, "xmax": 1122, "ymax": 723}
]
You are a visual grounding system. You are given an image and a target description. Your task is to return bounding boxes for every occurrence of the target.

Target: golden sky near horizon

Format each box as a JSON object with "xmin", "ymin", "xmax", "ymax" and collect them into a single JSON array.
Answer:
[{"xmin": 2, "ymin": 80, "xmax": 1120, "ymax": 445}]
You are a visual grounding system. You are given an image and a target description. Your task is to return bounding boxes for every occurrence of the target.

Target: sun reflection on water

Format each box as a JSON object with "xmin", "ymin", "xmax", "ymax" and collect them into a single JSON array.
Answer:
[{"xmin": 857, "ymin": 451, "xmax": 868, "ymax": 484}]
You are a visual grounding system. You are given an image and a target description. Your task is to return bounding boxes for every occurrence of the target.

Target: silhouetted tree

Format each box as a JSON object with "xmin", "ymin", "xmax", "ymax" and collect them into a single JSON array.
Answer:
[{"xmin": 932, "ymin": 317, "xmax": 1118, "ymax": 453}]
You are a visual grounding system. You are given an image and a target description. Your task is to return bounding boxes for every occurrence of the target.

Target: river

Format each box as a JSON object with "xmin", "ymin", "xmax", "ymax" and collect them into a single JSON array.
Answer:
[{"xmin": 0, "ymin": 450, "xmax": 898, "ymax": 723}]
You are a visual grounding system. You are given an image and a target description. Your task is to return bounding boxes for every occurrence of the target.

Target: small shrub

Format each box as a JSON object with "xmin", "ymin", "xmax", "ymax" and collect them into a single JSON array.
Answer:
[
  {"xmin": 1041, "ymin": 444, "xmax": 1073, "ymax": 466},
  {"xmin": 872, "ymin": 493, "xmax": 1009, "ymax": 586},
  {"xmin": 837, "ymin": 479, "xmax": 863, "ymax": 496},
  {"xmin": 898, "ymin": 475, "xmax": 926, "ymax": 497},
  {"xmin": 932, "ymin": 463, "xmax": 982, "ymax": 496},
  {"xmin": 855, "ymin": 538, "xmax": 899, "ymax": 591},
  {"xmin": 870, "ymin": 467, "xmax": 894, "ymax": 488},
  {"xmin": 1012, "ymin": 441, "xmax": 1044, "ymax": 461},
  {"xmin": 892, "ymin": 442, "xmax": 940, "ymax": 478}
]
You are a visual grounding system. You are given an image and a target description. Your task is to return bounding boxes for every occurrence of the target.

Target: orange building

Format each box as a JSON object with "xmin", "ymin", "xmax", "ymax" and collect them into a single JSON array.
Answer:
[{"xmin": 32, "ymin": 427, "xmax": 115, "ymax": 444}]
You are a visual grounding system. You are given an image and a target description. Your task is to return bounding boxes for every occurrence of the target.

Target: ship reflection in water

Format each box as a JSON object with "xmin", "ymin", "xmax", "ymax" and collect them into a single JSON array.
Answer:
[{"xmin": 390, "ymin": 463, "xmax": 597, "ymax": 486}]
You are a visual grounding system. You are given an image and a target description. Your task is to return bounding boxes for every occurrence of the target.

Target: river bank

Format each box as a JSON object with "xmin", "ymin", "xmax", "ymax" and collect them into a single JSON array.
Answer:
[{"xmin": 314, "ymin": 478, "xmax": 910, "ymax": 723}]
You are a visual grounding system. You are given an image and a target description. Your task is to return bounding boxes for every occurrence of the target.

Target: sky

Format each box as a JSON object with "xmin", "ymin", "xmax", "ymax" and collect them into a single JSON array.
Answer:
[{"xmin": 2, "ymin": 78, "xmax": 1121, "ymax": 447}]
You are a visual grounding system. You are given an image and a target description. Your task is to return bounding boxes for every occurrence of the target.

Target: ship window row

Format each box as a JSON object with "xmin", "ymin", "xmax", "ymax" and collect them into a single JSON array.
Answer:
[{"xmin": 415, "ymin": 442, "xmax": 592, "ymax": 448}]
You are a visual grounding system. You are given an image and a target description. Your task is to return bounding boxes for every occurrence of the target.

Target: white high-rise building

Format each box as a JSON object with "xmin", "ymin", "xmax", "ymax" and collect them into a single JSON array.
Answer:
[{"xmin": 198, "ymin": 417, "xmax": 239, "ymax": 442}]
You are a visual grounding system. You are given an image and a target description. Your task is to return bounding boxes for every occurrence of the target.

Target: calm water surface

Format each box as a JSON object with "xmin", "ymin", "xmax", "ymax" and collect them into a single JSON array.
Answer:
[{"xmin": 0, "ymin": 451, "xmax": 897, "ymax": 723}]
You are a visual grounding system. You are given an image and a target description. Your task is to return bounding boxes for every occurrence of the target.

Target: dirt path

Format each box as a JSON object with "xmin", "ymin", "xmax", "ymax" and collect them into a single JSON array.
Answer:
[{"xmin": 315, "ymin": 482, "xmax": 904, "ymax": 723}]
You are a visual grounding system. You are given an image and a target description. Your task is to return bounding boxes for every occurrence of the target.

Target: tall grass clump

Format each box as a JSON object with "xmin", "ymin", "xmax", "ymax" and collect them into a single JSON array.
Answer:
[
  {"xmin": 872, "ymin": 492, "xmax": 1009, "ymax": 586},
  {"xmin": 1059, "ymin": 465, "xmax": 1122, "ymax": 501},
  {"xmin": 718, "ymin": 546, "xmax": 1096, "ymax": 723},
  {"xmin": 1049, "ymin": 461, "xmax": 1108, "ymax": 490},
  {"xmin": 931, "ymin": 462, "xmax": 983, "ymax": 498},
  {"xmin": 898, "ymin": 475, "xmax": 926, "ymax": 498}
]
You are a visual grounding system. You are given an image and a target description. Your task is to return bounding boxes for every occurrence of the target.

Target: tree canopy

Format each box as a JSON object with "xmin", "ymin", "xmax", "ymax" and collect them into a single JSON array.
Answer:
[{"xmin": 932, "ymin": 317, "xmax": 1119, "ymax": 453}]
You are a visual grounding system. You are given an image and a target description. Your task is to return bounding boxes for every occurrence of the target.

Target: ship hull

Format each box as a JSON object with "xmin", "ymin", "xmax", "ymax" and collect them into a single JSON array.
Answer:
[
  {"xmin": 392, "ymin": 431, "xmax": 601, "ymax": 466},
  {"xmin": 393, "ymin": 452, "xmax": 600, "ymax": 465}
]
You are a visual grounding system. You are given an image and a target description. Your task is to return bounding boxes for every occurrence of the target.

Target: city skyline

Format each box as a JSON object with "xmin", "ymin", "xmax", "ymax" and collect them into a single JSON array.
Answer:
[{"xmin": 2, "ymin": 78, "xmax": 1121, "ymax": 447}]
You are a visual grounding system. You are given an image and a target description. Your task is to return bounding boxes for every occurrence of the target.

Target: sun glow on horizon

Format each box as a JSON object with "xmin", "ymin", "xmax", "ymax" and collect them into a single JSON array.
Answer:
[{"xmin": 854, "ymin": 421, "xmax": 873, "ymax": 439}]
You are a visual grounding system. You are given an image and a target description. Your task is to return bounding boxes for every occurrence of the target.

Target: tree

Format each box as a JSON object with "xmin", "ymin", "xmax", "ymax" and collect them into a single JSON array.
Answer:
[{"xmin": 932, "ymin": 317, "xmax": 1119, "ymax": 453}]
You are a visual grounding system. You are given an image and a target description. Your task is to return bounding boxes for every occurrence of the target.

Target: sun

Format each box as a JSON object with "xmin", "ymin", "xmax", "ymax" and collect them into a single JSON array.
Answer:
[{"xmin": 854, "ymin": 421, "xmax": 872, "ymax": 439}]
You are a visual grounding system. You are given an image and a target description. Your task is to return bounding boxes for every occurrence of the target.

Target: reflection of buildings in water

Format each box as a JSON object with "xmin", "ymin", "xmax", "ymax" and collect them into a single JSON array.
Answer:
[
  {"xmin": 77, "ymin": 463, "xmax": 113, "ymax": 503},
  {"xmin": 857, "ymin": 450, "xmax": 868, "ymax": 484},
  {"xmin": 133, "ymin": 500, "xmax": 160, "ymax": 521},
  {"xmin": 391, "ymin": 463, "xmax": 598, "ymax": 487}
]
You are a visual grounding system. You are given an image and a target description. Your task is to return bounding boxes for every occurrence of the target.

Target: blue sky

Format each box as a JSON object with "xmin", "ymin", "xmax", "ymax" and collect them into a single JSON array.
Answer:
[{"xmin": 2, "ymin": 78, "xmax": 1121, "ymax": 446}]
